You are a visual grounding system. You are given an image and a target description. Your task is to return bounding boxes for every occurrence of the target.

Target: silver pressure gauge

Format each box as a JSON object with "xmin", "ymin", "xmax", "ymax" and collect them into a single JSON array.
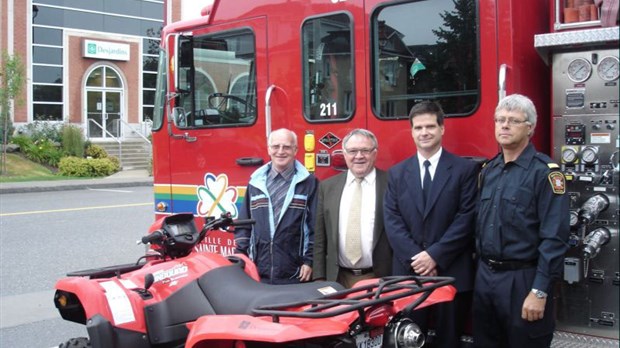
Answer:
[
  {"xmin": 569, "ymin": 211, "xmax": 579, "ymax": 227},
  {"xmin": 561, "ymin": 147, "xmax": 578, "ymax": 164},
  {"xmin": 581, "ymin": 146, "xmax": 598, "ymax": 164},
  {"xmin": 597, "ymin": 56, "xmax": 619, "ymax": 81},
  {"xmin": 567, "ymin": 57, "xmax": 592, "ymax": 83}
]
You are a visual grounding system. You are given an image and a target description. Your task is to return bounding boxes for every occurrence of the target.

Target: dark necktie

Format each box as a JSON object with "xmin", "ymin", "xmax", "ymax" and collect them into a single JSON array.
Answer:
[{"xmin": 423, "ymin": 160, "xmax": 432, "ymax": 206}]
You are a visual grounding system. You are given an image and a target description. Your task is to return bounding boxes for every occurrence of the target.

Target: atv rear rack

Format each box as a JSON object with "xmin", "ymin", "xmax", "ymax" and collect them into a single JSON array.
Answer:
[{"xmin": 252, "ymin": 275, "xmax": 454, "ymax": 323}]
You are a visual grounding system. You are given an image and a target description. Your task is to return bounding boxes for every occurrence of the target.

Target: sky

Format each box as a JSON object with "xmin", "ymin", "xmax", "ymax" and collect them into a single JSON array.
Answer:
[{"xmin": 181, "ymin": 0, "xmax": 214, "ymax": 20}]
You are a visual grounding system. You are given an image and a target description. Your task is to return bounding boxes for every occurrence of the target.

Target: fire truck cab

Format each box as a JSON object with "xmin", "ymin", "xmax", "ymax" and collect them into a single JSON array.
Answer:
[{"xmin": 152, "ymin": 0, "xmax": 549, "ymax": 213}]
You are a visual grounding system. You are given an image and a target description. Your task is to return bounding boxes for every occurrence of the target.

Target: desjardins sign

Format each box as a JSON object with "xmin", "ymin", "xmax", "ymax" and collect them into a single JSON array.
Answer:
[{"xmin": 83, "ymin": 39, "xmax": 130, "ymax": 61}]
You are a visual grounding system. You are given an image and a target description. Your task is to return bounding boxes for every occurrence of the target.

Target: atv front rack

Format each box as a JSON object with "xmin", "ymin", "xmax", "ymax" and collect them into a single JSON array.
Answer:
[
  {"xmin": 252, "ymin": 275, "xmax": 454, "ymax": 323},
  {"xmin": 66, "ymin": 261, "xmax": 146, "ymax": 279}
]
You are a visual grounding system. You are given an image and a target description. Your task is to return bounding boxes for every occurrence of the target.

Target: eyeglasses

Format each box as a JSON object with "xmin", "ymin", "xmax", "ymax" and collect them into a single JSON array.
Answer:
[
  {"xmin": 269, "ymin": 144, "xmax": 296, "ymax": 151},
  {"xmin": 345, "ymin": 148, "xmax": 376, "ymax": 156},
  {"xmin": 494, "ymin": 117, "xmax": 529, "ymax": 126}
]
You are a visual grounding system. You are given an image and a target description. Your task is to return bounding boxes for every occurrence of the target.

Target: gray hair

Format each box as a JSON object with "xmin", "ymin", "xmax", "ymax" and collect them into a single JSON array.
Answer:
[
  {"xmin": 342, "ymin": 128, "xmax": 378, "ymax": 150},
  {"xmin": 268, "ymin": 128, "xmax": 298, "ymax": 146},
  {"xmin": 495, "ymin": 94, "xmax": 538, "ymax": 129}
]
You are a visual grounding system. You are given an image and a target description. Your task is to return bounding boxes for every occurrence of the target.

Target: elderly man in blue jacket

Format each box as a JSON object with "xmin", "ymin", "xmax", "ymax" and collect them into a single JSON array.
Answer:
[{"xmin": 235, "ymin": 128, "xmax": 318, "ymax": 284}]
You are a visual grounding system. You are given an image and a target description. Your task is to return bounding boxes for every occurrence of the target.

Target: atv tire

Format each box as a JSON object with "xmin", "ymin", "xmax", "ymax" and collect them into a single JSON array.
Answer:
[{"xmin": 59, "ymin": 337, "xmax": 91, "ymax": 348}]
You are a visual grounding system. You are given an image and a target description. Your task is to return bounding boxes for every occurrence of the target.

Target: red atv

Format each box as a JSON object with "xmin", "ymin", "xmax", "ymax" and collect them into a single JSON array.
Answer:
[{"xmin": 54, "ymin": 213, "xmax": 456, "ymax": 348}]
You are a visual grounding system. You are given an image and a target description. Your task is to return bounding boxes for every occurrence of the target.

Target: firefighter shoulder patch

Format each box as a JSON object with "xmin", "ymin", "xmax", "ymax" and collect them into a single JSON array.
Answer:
[{"xmin": 548, "ymin": 171, "xmax": 566, "ymax": 194}]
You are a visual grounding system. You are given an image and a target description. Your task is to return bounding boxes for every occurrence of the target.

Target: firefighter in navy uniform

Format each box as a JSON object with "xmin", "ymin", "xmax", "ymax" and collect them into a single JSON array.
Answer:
[{"xmin": 473, "ymin": 94, "xmax": 569, "ymax": 348}]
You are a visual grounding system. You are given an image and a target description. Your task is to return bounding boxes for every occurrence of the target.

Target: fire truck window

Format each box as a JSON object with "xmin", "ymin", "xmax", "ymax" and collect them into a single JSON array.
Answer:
[
  {"xmin": 372, "ymin": 0, "xmax": 479, "ymax": 119},
  {"xmin": 152, "ymin": 49, "xmax": 166, "ymax": 131},
  {"xmin": 302, "ymin": 13, "xmax": 354, "ymax": 122},
  {"xmin": 175, "ymin": 30, "xmax": 257, "ymax": 128}
]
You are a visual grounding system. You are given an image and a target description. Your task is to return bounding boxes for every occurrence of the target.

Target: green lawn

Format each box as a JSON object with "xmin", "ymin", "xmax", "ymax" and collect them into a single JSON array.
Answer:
[{"xmin": 0, "ymin": 153, "xmax": 86, "ymax": 182}]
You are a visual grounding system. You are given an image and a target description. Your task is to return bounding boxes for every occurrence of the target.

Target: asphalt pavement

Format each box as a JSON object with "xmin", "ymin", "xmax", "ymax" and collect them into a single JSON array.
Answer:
[{"xmin": 0, "ymin": 169, "xmax": 153, "ymax": 194}]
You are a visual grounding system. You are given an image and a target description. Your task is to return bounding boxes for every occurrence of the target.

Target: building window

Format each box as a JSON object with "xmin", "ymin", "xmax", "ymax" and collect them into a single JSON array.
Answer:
[
  {"xmin": 142, "ymin": 35, "xmax": 161, "ymax": 121},
  {"xmin": 32, "ymin": 63, "xmax": 63, "ymax": 120},
  {"xmin": 33, "ymin": 27, "xmax": 62, "ymax": 45},
  {"xmin": 86, "ymin": 66, "xmax": 122, "ymax": 88},
  {"xmin": 32, "ymin": 4, "xmax": 162, "ymax": 37},
  {"xmin": 33, "ymin": 104, "xmax": 63, "ymax": 121},
  {"xmin": 33, "ymin": 46, "xmax": 62, "ymax": 65},
  {"xmin": 371, "ymin": 0, "xmax": 479, "ymax": 118},
  {"xmin": 33, "ymin": 85, "xmax": 62, "ymax": 102}
]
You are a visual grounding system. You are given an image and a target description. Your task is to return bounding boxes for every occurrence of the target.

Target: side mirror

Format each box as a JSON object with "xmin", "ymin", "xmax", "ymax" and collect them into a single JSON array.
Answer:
[{"xmin": 172, "ymin": 107, "xmax": 187, "ymax": 127}]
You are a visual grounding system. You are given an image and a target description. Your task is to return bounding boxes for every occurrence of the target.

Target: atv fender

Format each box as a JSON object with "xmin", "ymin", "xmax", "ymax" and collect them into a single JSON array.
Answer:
[{"xmin": 185, "ymin": 314, "xmax": 352, "ymax": 347}]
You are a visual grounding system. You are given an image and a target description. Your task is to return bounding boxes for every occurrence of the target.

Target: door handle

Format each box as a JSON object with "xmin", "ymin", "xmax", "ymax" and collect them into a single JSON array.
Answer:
[
  {"xmin": 498, "ymin": 63, "xmax": 508, "ymax": 101},
  {"xmin": 236, "ymin": 157, "xmax": 264, "ymax": 167}
]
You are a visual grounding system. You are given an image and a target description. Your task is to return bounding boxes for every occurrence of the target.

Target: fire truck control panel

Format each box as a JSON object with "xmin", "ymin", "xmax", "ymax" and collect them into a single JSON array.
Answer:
[{"xmin": 536, "ymin": 22, "xmax": 619, "ymax": 345}]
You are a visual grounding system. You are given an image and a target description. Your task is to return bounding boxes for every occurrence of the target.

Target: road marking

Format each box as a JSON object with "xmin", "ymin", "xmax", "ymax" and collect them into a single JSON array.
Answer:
[
  {"xmin": 0, "ymin": 290, "xmax": 59, "ymax": 329},
  {"xmin": 87, "ymin": 188, "xmax": 134, "ymax": 193},
  {"xmin": 0, "ymin": 202, "xmax": 152, "ymax": 217}
]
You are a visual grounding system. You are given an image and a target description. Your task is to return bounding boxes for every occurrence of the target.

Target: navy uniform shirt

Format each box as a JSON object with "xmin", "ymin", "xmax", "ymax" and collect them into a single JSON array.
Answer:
[{"xmin": 476, "ymin": 143, "xmax": 569, "ymax": 291}]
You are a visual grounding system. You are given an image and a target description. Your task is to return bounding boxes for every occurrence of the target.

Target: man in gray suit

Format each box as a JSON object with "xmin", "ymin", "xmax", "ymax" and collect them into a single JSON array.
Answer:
[{"xmin": 314, "ymin": 129, "xmax": 392, "ymax": 288}]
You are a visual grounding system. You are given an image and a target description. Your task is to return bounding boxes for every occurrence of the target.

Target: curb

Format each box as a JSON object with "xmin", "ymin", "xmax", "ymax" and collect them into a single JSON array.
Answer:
[{"xmin": 0, "ymin": 178, "xmax": 153, "ymax": 194}]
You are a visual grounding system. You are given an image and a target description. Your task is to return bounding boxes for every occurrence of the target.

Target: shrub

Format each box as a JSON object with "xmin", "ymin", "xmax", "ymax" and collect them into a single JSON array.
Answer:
[
  {"xmin": 20, "ymin": 138, "xmax": 63, "ymax": 167},
  {"xmin": 107, "ymin": 155, "xmax": 120, "ymax": 169},
  {"xmin": 58, "ymin": 156, "xmax": 91, "ymax": 177},
  {"xmin": 58, "ymin": 156, "xmax": 120, "ymax": 177},
  {"xmin": 61, "ymin": 124, "xmax": 85, "ymax": 157},
  {"xmin": 88, "ymin": 158, "xmax": 118, "ymax": 176},
  {"xmin": 85, "ymin": 144, "xmax": 108, "ymax": 159},
  {"xmin": 10, "ymin": 135, "xmax": 33, "ymax": 152},
  {"xmin": 17, "ymin": 121, "xmax": 63, "ymax": 143}
]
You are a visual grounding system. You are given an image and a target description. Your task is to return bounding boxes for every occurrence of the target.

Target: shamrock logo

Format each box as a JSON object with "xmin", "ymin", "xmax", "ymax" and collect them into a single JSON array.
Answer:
[{"xmin": 196, "ymin": 173, "xmax": 239, "ymax": 218}]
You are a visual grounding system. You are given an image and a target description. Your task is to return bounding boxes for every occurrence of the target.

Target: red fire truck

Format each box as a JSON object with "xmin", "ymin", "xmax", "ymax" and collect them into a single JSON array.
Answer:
[{"xmin": 151, "ymin": 0, "xmax": 618, "ymax": 345}]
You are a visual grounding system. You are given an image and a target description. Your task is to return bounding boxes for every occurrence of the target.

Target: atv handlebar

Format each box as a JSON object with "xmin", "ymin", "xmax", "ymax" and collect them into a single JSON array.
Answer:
[
  {"xmin": 230, "ymin": 219, "xmax": 255, "ymax": 227},
  {"xmin": 140, "ymin": 213, "xmax": 255, "ymax": 259},
  {"xmin": 141, "ymin": 230, "xmax": 164, "ymax": 245},
  {"xmin": 201, "ymin": 213, "xmax": 254, "ymax": 233}
]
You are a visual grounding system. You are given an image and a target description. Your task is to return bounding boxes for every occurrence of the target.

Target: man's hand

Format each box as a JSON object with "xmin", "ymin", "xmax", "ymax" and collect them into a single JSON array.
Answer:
[
  {"xmin": 299, "ymin": 264, "xmax": 313, "ymax": 282},
  {"xmin": 410, "ymin": 251, "xmax": 437, "ymax": 276},
  {"xmin": 522, "ymin": 291, "xmax": 546, "ymax": 321}
]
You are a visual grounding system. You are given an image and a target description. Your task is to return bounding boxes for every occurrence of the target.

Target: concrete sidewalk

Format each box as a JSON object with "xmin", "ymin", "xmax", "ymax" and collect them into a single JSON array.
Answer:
[{"xmin": 0, "ymin": 169, "xmax": 153, "ymax": 194}]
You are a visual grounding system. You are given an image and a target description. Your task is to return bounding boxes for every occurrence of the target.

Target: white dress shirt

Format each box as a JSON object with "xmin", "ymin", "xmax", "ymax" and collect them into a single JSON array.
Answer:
[
  {"xmin": 417, "ymin": 148, "xmax": 442, "ymax": 187},
  {"xmin": 338, "ymin": 168, "xmax": 376, "ymax": 269}
]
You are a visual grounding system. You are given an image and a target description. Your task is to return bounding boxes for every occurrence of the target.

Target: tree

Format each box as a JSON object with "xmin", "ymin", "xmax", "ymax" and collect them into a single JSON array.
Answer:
[
  {"xmin": 431, "ymin": 0, "xmax": 477, "ymax": 91},
  {"xmin": 0, "ymin": 51, "xmax": 26, "ymax": 174}
]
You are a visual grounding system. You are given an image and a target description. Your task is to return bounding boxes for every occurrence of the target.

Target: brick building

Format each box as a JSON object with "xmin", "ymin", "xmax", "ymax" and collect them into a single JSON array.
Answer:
[{"xmin": 0, "ymin": 0, "xmax": 193, "ymax": 141}]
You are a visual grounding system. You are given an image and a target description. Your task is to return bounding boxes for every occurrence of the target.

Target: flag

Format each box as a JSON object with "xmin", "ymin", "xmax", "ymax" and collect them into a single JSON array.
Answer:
[{"xmin": 410, "ymin": 58, "xmax": 426, "ymax": 78}]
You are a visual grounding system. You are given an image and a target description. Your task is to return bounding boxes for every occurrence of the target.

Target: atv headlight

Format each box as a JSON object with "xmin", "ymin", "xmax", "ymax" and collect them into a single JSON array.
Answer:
[
  {"xmin": 54, "ymin": 290, "xmax": 86, "ymax": 324},
  {"xmin": 395, "ymin": 318, "xmax": 424, "ymax": 348}
]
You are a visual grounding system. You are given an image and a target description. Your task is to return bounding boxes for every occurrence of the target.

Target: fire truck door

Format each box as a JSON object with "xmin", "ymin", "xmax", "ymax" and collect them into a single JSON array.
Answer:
[{"xmin": 166, "ymin": 18, "xmax": 268, "ymax": 218}]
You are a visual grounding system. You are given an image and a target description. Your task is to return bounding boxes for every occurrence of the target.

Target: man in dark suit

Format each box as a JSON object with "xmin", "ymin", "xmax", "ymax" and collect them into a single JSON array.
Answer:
[
  {"xmin": 314, "ymin": 129, "xmax": 392, "ymax": 288},
  {"xmin": 384, "ymin": 101, "xmax": 478, "ymax": 348}
]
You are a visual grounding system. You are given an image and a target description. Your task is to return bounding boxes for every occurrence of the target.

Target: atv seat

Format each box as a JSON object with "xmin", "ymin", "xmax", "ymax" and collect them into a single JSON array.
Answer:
[{"xmin": 198, "ymin": 264, "xmax": 345, "ymax": 315}]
